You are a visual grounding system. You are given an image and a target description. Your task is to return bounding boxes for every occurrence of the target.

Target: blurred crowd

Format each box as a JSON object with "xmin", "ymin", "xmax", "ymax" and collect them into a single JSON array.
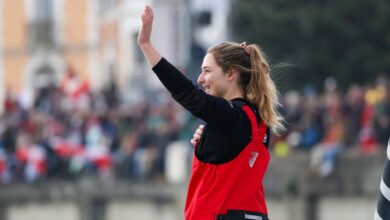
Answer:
[
  {"xmin": 276, "ymin": 75, "xmax": 390, "ymax": 177},
  {"xmin": 0, "ymin": 71, "xmax": 389, "ymax": 183},
  {"xmin": 0, "ymin": 70, "xmax": 192, "ymax": 183}
]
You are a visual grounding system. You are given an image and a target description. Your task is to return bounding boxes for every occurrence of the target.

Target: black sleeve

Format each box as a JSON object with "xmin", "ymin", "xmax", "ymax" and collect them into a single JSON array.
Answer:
[{"xmin": 152, "ymin": 57, "xmax": 242, "ymax": 125}]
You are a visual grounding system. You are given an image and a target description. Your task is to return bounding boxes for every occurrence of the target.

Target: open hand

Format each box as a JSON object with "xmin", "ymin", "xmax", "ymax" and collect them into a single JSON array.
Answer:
[
  {"xmin": 137, "ymin": 5, "xmax": 154, "ymax": 46},
  {"xmin": 190, "ymin": 125, "xmax": 205, "ymax": 146}
]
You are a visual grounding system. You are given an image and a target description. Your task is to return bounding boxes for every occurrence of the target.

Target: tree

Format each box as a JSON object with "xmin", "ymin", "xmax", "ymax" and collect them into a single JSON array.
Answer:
[{"xmin": 230, "ymin": 0, "xmax": 390, "ymax": 92}]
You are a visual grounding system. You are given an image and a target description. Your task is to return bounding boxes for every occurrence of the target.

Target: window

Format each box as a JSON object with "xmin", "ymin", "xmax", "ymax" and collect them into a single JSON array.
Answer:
[
  {"xmin": 98, "ymin": 0, "xmax": 116, "ymax": 14},
  {"xmin": 27, "ymin": 0, "xmax": 55, "ymax": 49},
  {"xmin": 197, "ymin": 10, "xmax": 212, "ymax": 27},
  {"xmin": 35, "ymin": 0, "xmax": 53, "ymax": 21}
]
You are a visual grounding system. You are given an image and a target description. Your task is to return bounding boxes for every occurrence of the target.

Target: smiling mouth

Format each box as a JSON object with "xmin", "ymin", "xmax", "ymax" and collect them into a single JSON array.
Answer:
[{"xmin": 203, "ymin": 86, "xmax": 211, "ymax": 93}]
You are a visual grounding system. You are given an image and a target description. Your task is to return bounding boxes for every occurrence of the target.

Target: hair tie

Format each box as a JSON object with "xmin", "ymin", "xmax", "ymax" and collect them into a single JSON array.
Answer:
[{"xmin": 240, "ymin": 42, "xmax": 251, "ymax": 55}]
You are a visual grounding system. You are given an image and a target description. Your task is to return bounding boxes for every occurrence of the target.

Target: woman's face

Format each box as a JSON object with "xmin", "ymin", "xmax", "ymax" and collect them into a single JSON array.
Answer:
[{"xmin": 197, "ymin": 53, "xmax": 230, "ymax": 97}]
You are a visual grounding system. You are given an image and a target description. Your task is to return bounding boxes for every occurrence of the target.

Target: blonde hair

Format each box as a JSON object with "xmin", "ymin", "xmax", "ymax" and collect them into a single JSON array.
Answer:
[{"xmin": 207, "ymin": 42, "xmax": 285, "ymax": 134}]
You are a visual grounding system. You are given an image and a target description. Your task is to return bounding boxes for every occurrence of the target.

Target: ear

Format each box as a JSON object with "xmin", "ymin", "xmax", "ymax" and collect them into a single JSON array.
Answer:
[{"xmin": 227, "ymin": 67, "xmax": 239, "ymax": 81}]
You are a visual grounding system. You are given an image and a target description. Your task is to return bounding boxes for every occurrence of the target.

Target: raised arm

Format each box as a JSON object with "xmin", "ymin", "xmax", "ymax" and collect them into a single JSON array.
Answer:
[
  {"xmin": 137, "ymin": 6, "xmax": 162, "ymax": 67},
  {"xmin": 137, "ymin": 6, "xmax": 243, "ymax": 127}
]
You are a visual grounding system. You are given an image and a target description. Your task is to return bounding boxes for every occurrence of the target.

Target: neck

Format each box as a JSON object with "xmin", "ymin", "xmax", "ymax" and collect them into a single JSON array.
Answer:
[{"xmin": 223, "ymin": 88, "xmax": 245, "ymax": 101}]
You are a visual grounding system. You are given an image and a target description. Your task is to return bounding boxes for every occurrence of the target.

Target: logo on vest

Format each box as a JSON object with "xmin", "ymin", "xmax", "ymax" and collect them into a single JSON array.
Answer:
[{"xmin": 249, "ymin": 151, "xmax": 259, "ymax": 168}]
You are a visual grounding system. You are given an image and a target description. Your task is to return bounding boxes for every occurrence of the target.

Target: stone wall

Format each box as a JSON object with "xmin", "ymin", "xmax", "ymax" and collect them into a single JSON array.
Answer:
[{"xmin": 0, "ymin": 151, "xmax": 385, "ymax": 220}]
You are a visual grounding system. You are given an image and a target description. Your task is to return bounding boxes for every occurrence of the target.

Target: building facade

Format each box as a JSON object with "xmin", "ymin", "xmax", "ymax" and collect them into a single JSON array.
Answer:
[
  {"xmin": 0, "ymin": 0, "xmax": 97, "ymax": 112},
  {"xmin": 0, "ymin": 0, "xmax": 191, "ymax": 111}
]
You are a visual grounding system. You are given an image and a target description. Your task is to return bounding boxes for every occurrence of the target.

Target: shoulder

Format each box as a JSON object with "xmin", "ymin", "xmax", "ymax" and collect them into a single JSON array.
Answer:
[
  {"xmin": 230, "ymin": 99, "xmax": 270, "ymax": 147},
  {"xmin": 230, "ymin": 99, "xmax": 259, "ymax": 117},
  {"xmin": 228, "ymin": 99, "xmax": 258, "ymax": 129},
  {"xmin": 230, "ymin": 98, "xmax": 263, "ymax": 130},
  {"xmin": 230, "ymin": 98, "xmax": 251, "ymax": 108}
]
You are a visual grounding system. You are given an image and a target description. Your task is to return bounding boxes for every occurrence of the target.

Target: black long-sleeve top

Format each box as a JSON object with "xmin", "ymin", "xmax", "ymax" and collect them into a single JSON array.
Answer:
[{"xmin": 152, "ymin": 57, "xmax": 270, "ymax": 164}]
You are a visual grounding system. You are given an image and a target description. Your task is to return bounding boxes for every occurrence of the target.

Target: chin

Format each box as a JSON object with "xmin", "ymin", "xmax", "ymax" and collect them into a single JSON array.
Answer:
[{"xmin": 204, "ymin": 89, "xmax": 217, "ymax": 96}]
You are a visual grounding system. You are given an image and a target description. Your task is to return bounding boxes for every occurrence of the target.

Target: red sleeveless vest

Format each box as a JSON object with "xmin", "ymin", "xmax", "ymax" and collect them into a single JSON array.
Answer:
[{"xmin": 185, "ymin": 105, "xmax": 270, "ymax": 220}]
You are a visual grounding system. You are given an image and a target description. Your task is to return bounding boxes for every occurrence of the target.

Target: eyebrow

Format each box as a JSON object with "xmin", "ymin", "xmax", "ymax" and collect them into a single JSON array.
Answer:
[{"xmin": 202, "ymin": 66, "xmax": 211, "ymax": 70}]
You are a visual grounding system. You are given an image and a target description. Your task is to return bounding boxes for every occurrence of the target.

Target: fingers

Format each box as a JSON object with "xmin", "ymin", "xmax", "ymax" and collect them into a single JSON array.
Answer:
[
  {"xmin": 142, "ymin": 5, "xmax": 154, "ymax": 23},
  {"xmin": 196, "ymin": 127, "xmax": 203, "ymax": 135},
  {"xmin": 146, "ymin": 5, "xmax": 154, "ymax": 18},
  {"xmin": 138, "ymin": 5, "xmax": 154, "ymax": 45},
  {"xmin": 193, "ymin": 133, "xmax": 201, "ymax": 140},
  {"xmin": 191, "ymin": 124, "xmax": 205, "ymax": 146},
  {"xmin": 195, "ymin": 125, "xmax": 204, "ymax": 136},
  {"xmin": 195, "ymin": 124, "xmax": 204, "ymax": 137}
]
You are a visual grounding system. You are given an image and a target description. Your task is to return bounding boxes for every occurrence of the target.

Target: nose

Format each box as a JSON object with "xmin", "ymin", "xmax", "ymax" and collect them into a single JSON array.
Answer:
[{"xmin": 197, "ymin": 72, "xmax": 205, "ymax": 85}]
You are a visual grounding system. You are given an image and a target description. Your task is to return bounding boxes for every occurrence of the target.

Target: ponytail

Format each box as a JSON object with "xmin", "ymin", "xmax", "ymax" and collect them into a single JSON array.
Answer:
[{"xmin": 246, "ymin": 44, "xmax": 285, "ymax": 135}]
